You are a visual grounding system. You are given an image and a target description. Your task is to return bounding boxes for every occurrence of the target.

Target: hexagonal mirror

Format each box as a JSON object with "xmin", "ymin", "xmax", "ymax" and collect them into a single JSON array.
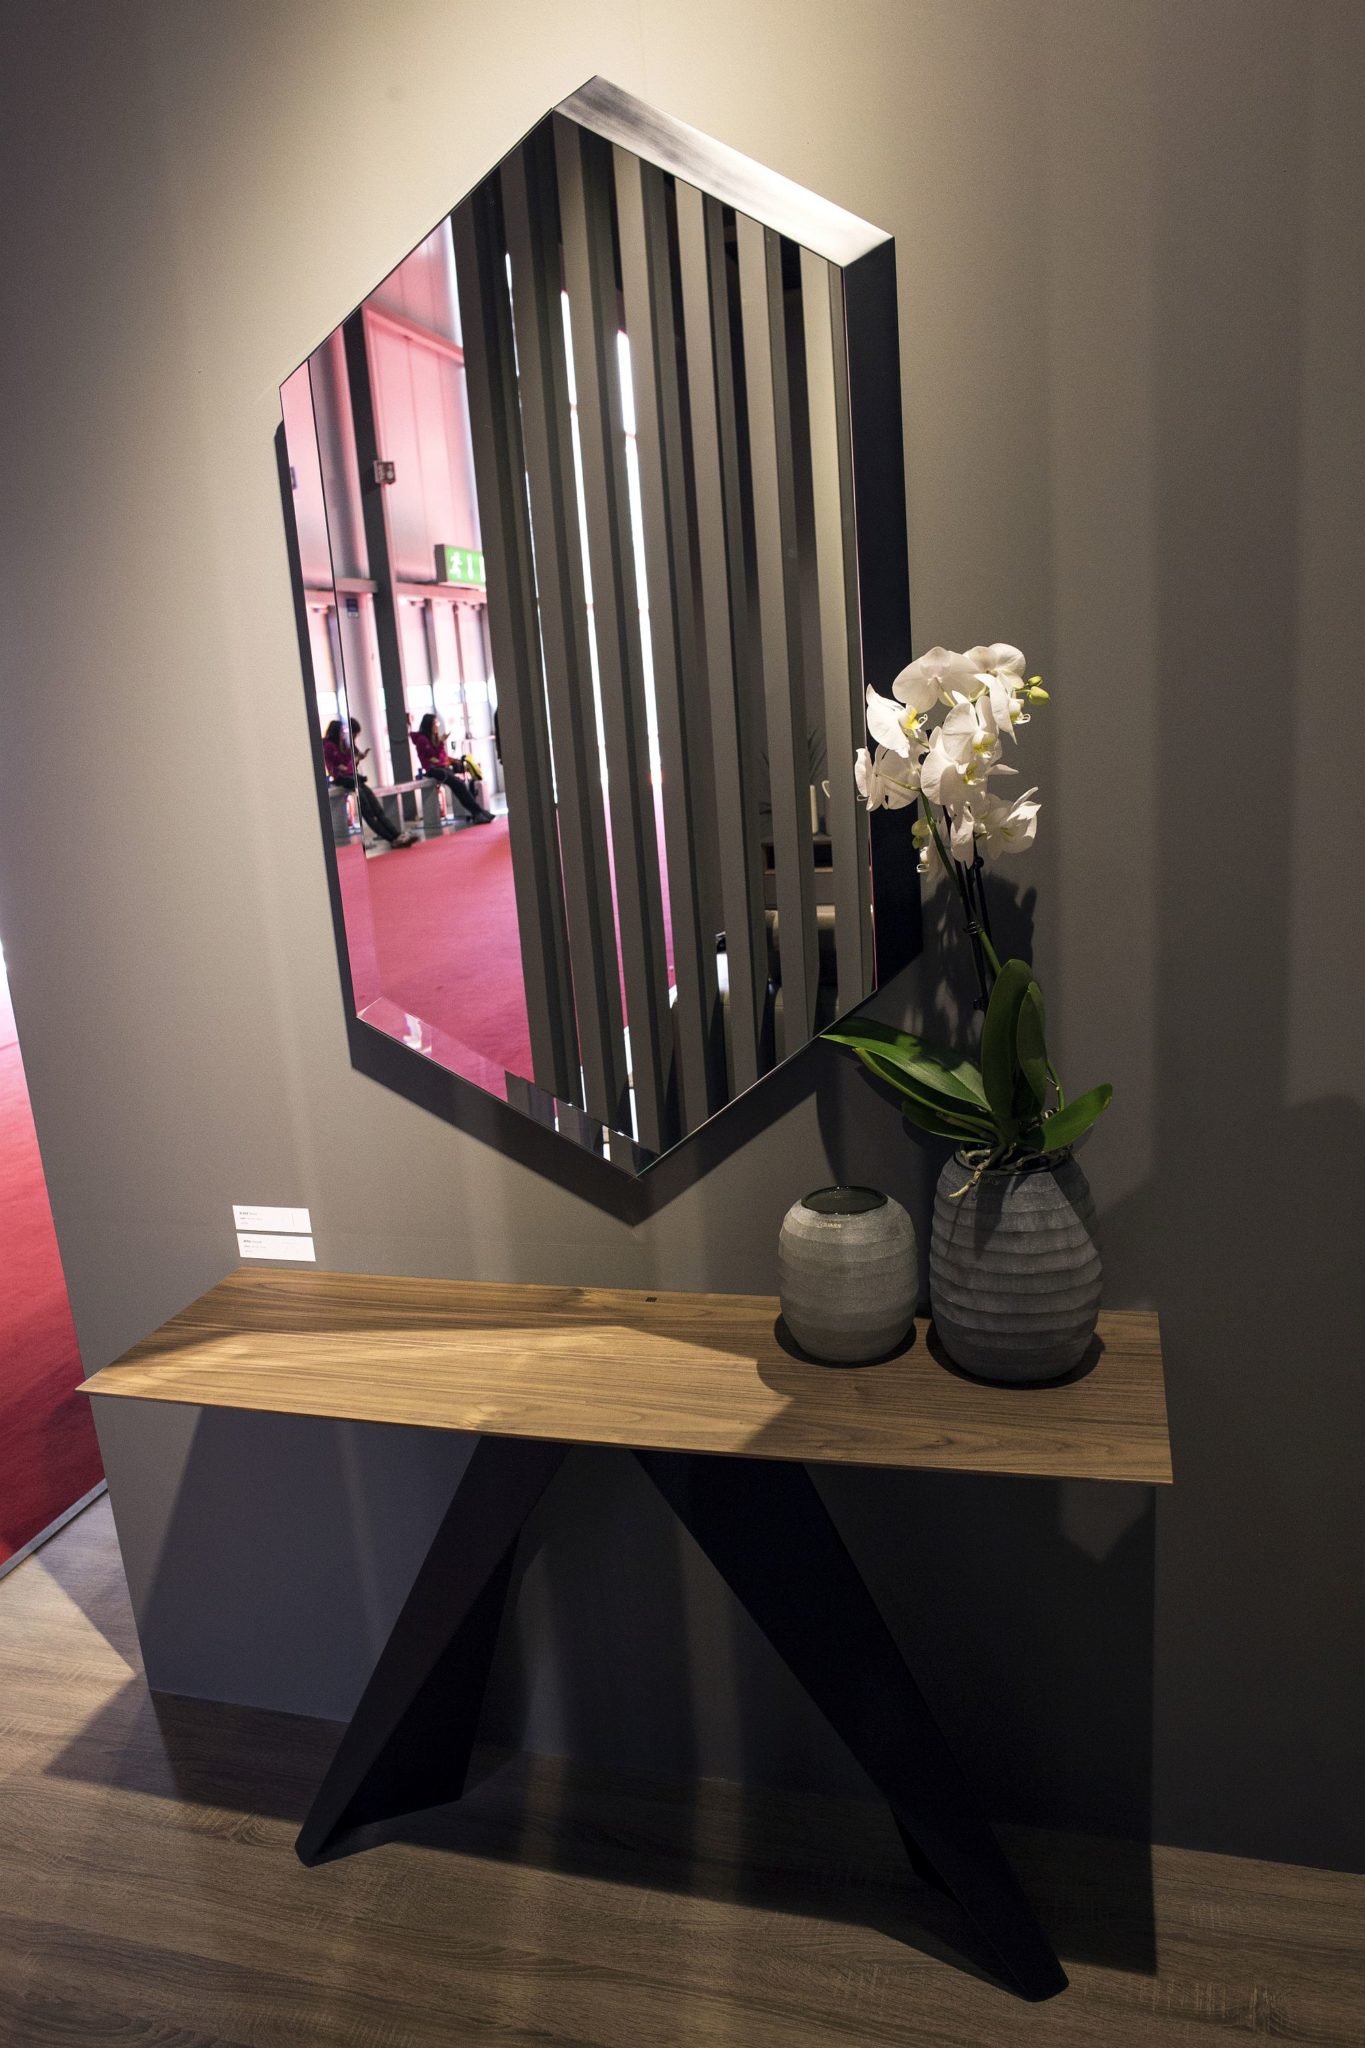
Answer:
[{"xmin": 278, "ymin": 78, "xmax": 917, "ymax": 1176}]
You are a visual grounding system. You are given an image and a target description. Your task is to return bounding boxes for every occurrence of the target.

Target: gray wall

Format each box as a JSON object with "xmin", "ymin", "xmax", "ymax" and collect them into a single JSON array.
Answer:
[{"xmin": 1, "ymin": 0, "xmax": 1361, "ymax": 1872}]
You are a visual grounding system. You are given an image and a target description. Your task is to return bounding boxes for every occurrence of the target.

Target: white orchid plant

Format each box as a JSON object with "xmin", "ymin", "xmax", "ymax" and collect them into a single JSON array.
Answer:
[{"xmin": 827, "ymin": 644, "xmax": 1112, "ymax": 1173}]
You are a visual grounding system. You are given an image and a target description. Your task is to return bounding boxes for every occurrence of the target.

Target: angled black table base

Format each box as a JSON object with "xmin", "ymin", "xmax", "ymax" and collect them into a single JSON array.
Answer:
[{"xmin": 296, "ymin": 1433, "xmax": 1068, "ymax": 2002}]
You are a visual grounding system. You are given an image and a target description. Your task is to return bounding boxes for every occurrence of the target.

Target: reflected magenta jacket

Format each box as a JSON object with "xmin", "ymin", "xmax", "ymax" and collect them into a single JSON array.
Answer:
[{"xmin": 411, "ymin": 729, "xmax": 450, "ymax": 773}]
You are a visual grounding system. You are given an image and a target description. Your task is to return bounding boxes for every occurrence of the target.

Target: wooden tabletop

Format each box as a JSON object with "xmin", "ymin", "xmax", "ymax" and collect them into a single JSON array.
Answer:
[{"xmin": 82, "ymin": 1269, "xmax": 1170, "ymax": 1484}]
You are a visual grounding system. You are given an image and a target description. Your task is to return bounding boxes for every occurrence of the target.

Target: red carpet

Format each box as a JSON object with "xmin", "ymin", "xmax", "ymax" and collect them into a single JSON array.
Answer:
[
  {"xmin": 339, "ymin": 821, "xmax": 534, "ymax": 1095},
  {"xmin": 0, "ymin": 964, "xmax": 102, "ymax": 1568},
  {"xmin": 339, "ymin": 812, "xmax": 675, "ymax": 1102}
]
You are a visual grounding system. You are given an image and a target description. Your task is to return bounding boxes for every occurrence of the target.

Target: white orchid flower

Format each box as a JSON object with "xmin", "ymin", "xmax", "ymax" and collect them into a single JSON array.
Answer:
[
  {"xmin": 921, "ymin": 737, "xmax": 1009, "ymax": 864},
  {"xmin": 854, "ymin": 744, "xmax": 921, "ymax": 811},
  {"xmin": 971, "ymin": 785, "xmax": 1041, "ymax": 857},
  {"xmin": 934, "ymin": 699, "xmax": 1017, "ymax": 788},
  {"xmin": 949, "ymin": 800, "xmax": 978, "ymax": 863},
  {"xmin": 919, "ymin": 729, "xmax": 968, "ymax": 808},
  {"xmin": 865, "ymin": 685, "xmax": 917, "ymax": 757},
  {"xmin": 941, "ymin": 693, "xmax": 1001, "ymax": 765},
  {"xmin": 964, "ymin": 643, "xmax": 1031, "ymax": 735},
  {"xmin": 922, "ymin": 718, "xmax": 1014, "ymax": 865},
  {"xmin": 964, "ymin": 643, "xmax": 1027, "ymax": 682},
  {"xmin": 891, "ymin": 645, "xmax": 977, "ymax": 716},
  {"xmin": 985, "ymin": 673, "xmax": 1027, "ymax": 733}
]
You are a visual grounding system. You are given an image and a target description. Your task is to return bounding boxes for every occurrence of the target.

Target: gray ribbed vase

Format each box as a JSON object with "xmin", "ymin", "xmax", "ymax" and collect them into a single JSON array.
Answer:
[
  {"xmin": 778, "ymin": 1186, "xmax": 918, "ymax": 1365},
  {"xmin": 930, "ymin": 1152, "xmax": 1102, "ymax": 1382}
]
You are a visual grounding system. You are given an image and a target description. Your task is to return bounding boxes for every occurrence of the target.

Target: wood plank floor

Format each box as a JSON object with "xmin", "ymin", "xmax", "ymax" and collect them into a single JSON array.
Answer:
[{"xmin": 2, "ymin": 1500, "xmax": 1361, "ymax": 2048}]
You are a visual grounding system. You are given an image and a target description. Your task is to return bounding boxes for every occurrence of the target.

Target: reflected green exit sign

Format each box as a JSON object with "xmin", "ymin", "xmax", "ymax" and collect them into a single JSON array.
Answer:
[{"xmin": 437, "ymin": 544, "xmax": 486, "ymax": 587}]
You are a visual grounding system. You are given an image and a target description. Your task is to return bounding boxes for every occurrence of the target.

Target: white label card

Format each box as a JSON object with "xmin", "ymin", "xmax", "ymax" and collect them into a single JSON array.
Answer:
[
  {"xmin": 237, "ymin": 1231, "xmax": 317, "ymax": 1263},
  {"xmin": 232, "ymin": 1204, "xmax": 312, "ymax": 1235}
]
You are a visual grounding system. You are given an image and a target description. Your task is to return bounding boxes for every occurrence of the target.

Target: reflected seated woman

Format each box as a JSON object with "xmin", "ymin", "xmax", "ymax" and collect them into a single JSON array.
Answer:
[
  {"xmin": 411, "ymin": 714, "xmax": 494, "ymax": 824},
  {"xmin": 322, "ymin": 718, "xmax": 417, "ymax": 848}
]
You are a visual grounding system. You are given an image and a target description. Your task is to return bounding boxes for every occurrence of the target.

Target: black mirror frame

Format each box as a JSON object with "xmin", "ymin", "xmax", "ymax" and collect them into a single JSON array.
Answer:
[{"xmin": 277, "ymin": 78, "xmax": 920, "ymax": 1192}]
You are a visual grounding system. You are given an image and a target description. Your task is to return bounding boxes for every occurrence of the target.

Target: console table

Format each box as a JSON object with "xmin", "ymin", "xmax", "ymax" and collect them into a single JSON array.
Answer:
[{"xmin": 84, "ymin": 1269, "xmax": 1170, "ymax": 2004}]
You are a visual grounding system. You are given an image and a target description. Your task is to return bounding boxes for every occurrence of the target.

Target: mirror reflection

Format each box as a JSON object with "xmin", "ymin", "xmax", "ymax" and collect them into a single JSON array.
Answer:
[{"xmin": 282, "ymin": 93, "xmax": 900, "ymax": 1171}]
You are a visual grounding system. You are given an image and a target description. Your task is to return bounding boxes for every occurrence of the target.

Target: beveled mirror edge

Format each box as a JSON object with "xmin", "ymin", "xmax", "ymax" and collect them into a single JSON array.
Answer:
[
  {"xmin": 556, "ymin": 77, "xmax": 892, "ymax": 267},
  {"xmin": 278, "ymin": 76, "xmax": 890, "ymax": 393}
]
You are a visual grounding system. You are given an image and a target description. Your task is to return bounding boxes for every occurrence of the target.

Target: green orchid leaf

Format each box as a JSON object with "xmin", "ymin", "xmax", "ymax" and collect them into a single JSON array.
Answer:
[
  {"xmin": 825, "ymin": 1018, "xmax": 989, "ymax": 1109},
  {"xmin": 891, "ymin": 1067, "xmax": 997, "ymax": 1125},
  {"xmin": 855, "ymin": 1050, "xmax": 992, "ymax": 1133},
  {"xmin": 1037, "ymin": 1082, "xmax": 1113, "ymax": 1150},
  {"xmin": 981, "ymin": 958, "xmax": 1036, "ymax": 1126},
  {"xmin": 854, "ymin": 1050, "xmax": 994, "ymax": 1142},
  {"xmin": 856, "ymin": 1071, "xmax": 965, "ymax": 1144},
  {"xmin": 1016, "ymin": 982, "xmax": 1050, "ymax": 1109}
]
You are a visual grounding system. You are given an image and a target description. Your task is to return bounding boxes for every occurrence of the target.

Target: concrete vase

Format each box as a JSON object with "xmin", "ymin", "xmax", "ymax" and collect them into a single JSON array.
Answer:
[
  {"xmin": 778, "ymin": 1186, "xmax": 918, "ymax": 1365},
  {"xmin": 929, "ymin": 1150, "xmax": 1102, "ymax": 1382}
]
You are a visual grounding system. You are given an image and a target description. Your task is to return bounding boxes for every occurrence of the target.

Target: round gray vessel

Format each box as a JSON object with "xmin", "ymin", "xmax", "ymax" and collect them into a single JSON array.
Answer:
[
  {"xmin": 930, "ymin": 1151, "xmax": 1101, "ymax": 1381},
  {"xmin": 778, "ymin": 1185, "xmax": 918, "ymax": 1365}
]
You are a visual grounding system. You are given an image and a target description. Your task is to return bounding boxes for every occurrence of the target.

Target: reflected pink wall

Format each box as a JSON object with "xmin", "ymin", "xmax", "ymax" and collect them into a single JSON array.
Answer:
[{"xmin": 369, "ymin": 222, "xmax": 462, "ymax": 345}]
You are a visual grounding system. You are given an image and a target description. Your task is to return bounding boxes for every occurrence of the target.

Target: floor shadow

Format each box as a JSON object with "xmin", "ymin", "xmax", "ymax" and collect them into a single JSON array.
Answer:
[
  {"xmin": 46, "ymin": 1676, "xmax": 338, "ymax": 1827},
  {"xmin": 14, "ymin": 1494, "xmax": 139, "ymax": 1666},
  {"xmin": 345, "ymin": 1750, "xmax": 1019, "ymax": 1992},
  {"xmin": 47, "ymin": 1668, "xmax": 1153, "ymax": 1995},
  {"xmin": 38, "ymin": 1673, "xmax": 996, "ymax": 1982}
]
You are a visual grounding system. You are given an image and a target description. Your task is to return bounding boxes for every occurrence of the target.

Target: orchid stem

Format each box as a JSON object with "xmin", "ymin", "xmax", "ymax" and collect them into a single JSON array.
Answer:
[
  {"xmin": 922, "ymin": 798, "xmax": 959, "ymax": 893},
  {"xmin": 966, "ymin": 860, "xmax": 1003, "ymax": 977},
  {"xmin": 956, "ymin": 870, "xmax": 992, "ymax": 1012},
  {"xmin": 969, "ymin": 855, "xmax": 996, "ymax": 941},
  {"xmin": 921, "ymin": 800, "xmax": 993, "ymax": 1010}
]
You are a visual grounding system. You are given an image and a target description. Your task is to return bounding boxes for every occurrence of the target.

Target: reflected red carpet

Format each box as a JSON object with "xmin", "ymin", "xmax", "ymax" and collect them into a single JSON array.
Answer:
[
  {"xmin": 345, "ymin": 820, "xmax": 535, "ymax": 1095},
  {"xmin": 339, "ymin": 810, "xmax": 675, "ymax": 1104},
  {"xmin": 0, "ymin": 969, "xmax": 101, "ymax": 1568}
]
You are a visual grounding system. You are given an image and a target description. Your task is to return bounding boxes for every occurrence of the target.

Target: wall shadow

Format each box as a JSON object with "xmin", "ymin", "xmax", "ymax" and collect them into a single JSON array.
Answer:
[
  {"xmin": 92, "ymin": 1399, "xmax": 475, "ymax": 1722},
  {"xmin": 1091, "ymin": 2, "xmax": 1365, "ymax": 1871}
]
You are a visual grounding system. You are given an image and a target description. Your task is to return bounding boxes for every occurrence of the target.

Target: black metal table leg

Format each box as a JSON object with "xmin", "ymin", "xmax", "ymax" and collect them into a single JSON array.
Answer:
[
  {"xmin": 295, "ymin": 1434, "xmax": 566, "ymax": 1865},
  {"xmin": 297, "ymin": 1435, "xmax": 1065, "ymax": 1999},
  {"xmin": 634, "ymin": 1449, "xmax": 1068, "ymax": 2001}
]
